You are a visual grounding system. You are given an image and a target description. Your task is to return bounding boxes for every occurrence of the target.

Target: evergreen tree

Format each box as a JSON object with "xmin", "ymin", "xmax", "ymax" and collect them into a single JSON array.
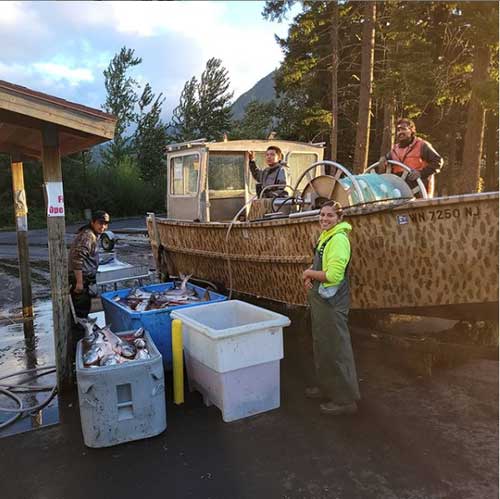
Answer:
[
  {"xmin": 102, "ymin": 47, "xmax": 142, "ymax": 167},
  {"xmin": 171, "ymin": 77, "xmax": 199, "ymax": 141},
  {"xmin": 264, "ymin": 0, "xmax": 499, "ymax": 183},
  {"xmin": 264, "ymin": 1, "xmax": 342, "ymax": 159},
  {"xmin": 458, "ymin": 2, "xmax": 499, "ymax": 193},
  {"xmin": 62, "ymin": 150, "xmax": 94, "ymax": 214},
  {"xmin": 352, "ymin": 1, "xmax": 376, "ymax": 173},
  {"xmin": 170, "ymin": 58, "xmax": 233, "ymax": 142},
  {"xmin": 232, "ymin": 100, "xmax": 277, "ymax": 140},
  {"xmin": 134, "ymin": 83, "xmax": 169, "ymax": 181},
  {"xmin": 197, "ymin": 58, "xmax": 234, "ymax": 141}
]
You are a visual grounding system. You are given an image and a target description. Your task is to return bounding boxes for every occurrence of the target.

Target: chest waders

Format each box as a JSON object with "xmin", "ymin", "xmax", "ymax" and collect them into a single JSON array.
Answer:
[
  {"xmin": 307, "ymin": 235, "xmax": 360, "ymax": 404},
  {"xmin": 68, "ymin": 238, "xmax": 100, "ymax": 353}
]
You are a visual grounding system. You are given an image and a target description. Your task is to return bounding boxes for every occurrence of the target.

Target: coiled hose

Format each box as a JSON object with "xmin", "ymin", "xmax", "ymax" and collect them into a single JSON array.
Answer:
[{"xmin": 0, "ymin": 366, "xmax": 57, "ymax": 429}]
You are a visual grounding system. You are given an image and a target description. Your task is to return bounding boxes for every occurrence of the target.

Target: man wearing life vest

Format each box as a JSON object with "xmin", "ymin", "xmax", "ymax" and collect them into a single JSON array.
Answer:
[{"xmin": 380, "ymin": 118, "xmax": 443, "ymax": 197}]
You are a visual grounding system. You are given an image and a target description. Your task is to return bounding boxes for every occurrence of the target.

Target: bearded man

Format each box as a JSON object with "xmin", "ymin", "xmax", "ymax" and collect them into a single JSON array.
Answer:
[{"xmin": 379, "ymin": 118, "xmax": 443, "ymax": 197}]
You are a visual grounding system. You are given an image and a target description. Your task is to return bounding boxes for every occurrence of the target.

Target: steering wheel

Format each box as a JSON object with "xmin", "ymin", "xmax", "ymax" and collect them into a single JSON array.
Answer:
[
  {"xmin": 293, "ymin": 161, "xmax": 365, "ymax": 209},
  {"xmin": 364, "ymin": 160, "xmax": 428, "ymax": 199},
  {"xmin": 258, "ymin": 183, "xmax": 294, "ymax": 199}
]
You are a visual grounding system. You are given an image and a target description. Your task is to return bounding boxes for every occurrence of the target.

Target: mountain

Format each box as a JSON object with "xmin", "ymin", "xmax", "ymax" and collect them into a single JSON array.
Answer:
[{"xmin": 231, "ymin": 71, "xmax": 277, "ymax": 120}]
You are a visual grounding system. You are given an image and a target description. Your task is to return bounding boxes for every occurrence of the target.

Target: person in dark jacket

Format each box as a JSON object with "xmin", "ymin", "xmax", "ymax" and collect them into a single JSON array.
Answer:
[
  {"xmin": 302, "ymin": 201, "xmax": 360, "ymax": 416},
  {"xmin": 248, "ymin": 146, "xmax": 288, "ymax": 198},
  {"xmin": 379, "ymin": 118, "xmax": 443, "ymax": 197},
  {"xmin": 68, "ymin": 210, "xmax": 110, "ymax": 321}
]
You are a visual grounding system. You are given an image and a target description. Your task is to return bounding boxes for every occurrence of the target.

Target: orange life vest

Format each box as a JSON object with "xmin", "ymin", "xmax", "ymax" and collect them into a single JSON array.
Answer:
[{"xmin": 390, "ymin": 137, "xmax": 428, "ymax": 173}]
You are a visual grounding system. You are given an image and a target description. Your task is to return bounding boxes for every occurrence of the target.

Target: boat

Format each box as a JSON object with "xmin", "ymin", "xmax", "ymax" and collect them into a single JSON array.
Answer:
[{"xmin": 147, "ymin": 139, "xmax": 499, "ymax": 321}]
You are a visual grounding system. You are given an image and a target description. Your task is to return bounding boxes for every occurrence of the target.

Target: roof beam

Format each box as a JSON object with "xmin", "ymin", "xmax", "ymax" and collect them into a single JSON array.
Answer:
[{"xmin": 0, "ymin": 86, "xmax": 115, "ymax": 139}]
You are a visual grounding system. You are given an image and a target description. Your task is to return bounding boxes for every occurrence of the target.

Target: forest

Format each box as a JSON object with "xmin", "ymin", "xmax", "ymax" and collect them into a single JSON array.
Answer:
[{"xmin": 0, "ymin": 1, "xmax": 498, "ymax": 228}]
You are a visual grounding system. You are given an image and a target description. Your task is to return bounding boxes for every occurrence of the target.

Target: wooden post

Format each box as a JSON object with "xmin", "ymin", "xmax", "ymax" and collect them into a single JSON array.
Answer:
[
  {"xmin": 329, "ymin": 0, "xmax": 339, "ymax": 161},
  {"xmin": 10, "ymin": 155, "xmax": 34, "ymax": 321},
  {"xmin": 42, "ymin": 125, "xmax": 73, "ymax": 392}
]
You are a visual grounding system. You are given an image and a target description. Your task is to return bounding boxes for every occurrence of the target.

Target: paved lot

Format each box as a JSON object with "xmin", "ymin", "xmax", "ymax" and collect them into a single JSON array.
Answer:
[
  {"xmin": 0, "ymin": 302, "xmax": 498, "ymax": 499},
  {"xmin": 0, "ymin": 221, "xmax": 497, "ymax": 499}
]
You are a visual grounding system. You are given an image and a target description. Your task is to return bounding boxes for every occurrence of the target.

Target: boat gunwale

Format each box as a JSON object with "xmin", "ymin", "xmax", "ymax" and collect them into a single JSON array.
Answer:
[{"xmin": 152, "ymin": 191, "xmax": 499, "ymax": 229}]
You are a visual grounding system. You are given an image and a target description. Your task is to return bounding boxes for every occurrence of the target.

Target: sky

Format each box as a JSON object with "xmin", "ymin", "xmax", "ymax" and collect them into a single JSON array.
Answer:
[{"xmin": 0, "ymin": 1, "xmax": 298, "ymax": 119}]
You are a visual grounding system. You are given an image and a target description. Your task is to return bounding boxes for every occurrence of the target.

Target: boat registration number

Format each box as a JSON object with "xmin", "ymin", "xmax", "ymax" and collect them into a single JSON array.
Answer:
[{"xmin": 401, "ymin": 206, "xmax": 480, "ymax": 224}]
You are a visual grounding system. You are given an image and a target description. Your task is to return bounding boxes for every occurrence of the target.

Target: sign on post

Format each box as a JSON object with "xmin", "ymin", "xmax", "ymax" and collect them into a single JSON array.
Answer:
[{"xmin": 44, "ymin": 182, "xmax": 65, "ymax": 217}]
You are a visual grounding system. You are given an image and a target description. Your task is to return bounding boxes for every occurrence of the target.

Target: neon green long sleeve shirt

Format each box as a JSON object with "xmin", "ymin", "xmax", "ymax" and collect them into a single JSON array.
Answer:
[{"xmin": 317, "ymin": 221, "xmax": 352, "ymax": 287}]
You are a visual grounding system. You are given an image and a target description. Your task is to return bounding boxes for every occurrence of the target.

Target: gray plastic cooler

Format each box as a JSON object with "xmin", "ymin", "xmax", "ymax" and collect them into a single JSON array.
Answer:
[{"xmin": 76, "ymin": 331, "xmax": 166, "ymax": 448}]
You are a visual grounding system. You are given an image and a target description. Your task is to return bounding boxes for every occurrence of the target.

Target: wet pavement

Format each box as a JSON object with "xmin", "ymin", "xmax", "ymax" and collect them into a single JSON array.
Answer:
[
  {"xmin": 0, "ymin": 223, "xmax": 498, "ymax": 499},
  {"xmin": 0, "ymin": 301, "xmax": 108, "ymax": 438}
]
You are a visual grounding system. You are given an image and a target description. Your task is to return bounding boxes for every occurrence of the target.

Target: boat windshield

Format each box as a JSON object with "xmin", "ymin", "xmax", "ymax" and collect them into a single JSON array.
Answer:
[{"xmin": 208, "ymin": 153, "xmax": 245, "ymax": 191}]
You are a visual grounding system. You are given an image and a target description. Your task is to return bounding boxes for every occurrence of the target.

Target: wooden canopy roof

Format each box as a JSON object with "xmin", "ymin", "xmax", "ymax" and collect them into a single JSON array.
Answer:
[{"xmin": 0, "ymin": 80, "xmax": 116, "ymax": 159}]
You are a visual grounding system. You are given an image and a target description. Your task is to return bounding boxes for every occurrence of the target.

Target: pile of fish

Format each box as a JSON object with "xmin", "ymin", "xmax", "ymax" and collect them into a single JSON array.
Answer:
[
  {"xmin": 113, "ymin": 274, "xmax": 211, "ymax": 312},
  {"xmin": 80, "ymin": 317, "xmax": 151, "ymax": 368}
]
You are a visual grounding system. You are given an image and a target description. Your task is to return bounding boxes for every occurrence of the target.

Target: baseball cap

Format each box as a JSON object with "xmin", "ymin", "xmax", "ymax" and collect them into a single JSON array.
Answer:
[{"xmin": 91, "ymin": 210, "xmax": 110, "ymax": 224}]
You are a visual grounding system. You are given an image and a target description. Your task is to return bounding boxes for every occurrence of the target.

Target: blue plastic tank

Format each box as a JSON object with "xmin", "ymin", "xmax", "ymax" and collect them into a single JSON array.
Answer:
[{"xmin": 101, "ymin": 282, "xmax": 227, "ymax": 369}]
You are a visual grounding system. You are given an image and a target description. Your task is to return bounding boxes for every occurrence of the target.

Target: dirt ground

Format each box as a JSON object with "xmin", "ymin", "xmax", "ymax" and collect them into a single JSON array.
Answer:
[{"xmin": 0, "ymin": 234, "xmax": 498, "ymax": 499}]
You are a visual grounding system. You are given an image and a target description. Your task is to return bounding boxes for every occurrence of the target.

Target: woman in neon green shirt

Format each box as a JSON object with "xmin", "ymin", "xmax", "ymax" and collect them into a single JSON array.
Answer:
[{"xmin": 302, "ymin": 200, "xmax": 360, "ymax": 415}]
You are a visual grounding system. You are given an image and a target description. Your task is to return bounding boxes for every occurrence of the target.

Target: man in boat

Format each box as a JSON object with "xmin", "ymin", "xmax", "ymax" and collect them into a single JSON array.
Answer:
[
  {"xmin": 379, "ymin": 118, "xmax": 443, "ymax": 197},
  {"xmin": 248, "ymin": 146, "xmax": 288, "ymax": 198}
]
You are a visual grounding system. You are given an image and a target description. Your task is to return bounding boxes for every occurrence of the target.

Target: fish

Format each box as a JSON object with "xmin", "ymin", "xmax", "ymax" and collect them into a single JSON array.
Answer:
[
  {"xmin": 83, "ymin": 344, "xmax": 105, "ymax": 366},
  {"xmin": 133, "ymin": 336, "xmax": 150, "ymax": 360},
  {"xmin": 100, "ymin": 354, "xmax": 120, "ymax": 367},
  {"xmin": 164, "ymin": 274, "xmax": 195, "ymax": 298},
  {"xmin": 81, "ymin": 322, "xmax": 146, "ymax": 368},
  {"xmin": 134, "ymin": 338, "xmax": 146, "ymax": 349},
  {"xmin": 116, "ymin": 278, "xmax": 213, "ymax": 312},
  {"xmin": 118, "ymin": 342, "xmax": 136, "ymax": 358},
  {"xmin": 135, "ymin": 298, "xmax": 151, "ymax": 312},
  {"xmin": 101, "ymin": 326, "xmax": 137, "ymax": 357},
  {"xmin": 179, "ymin": 273, "xmax": 192, "ymax": 291},
  {"xmin": 79, "ymin": 317, "xmax": 97, "ymax": 341},
  {"xmin": 128, "ymin": 287, "xmax": 152, "ymax": 300},
  {"xmin": 134, "ymin": 348, "xmax": 150, "ymax": 361},
  {"xmin": 133, "ymin": 327, "xmax": 145, "ymax": 338},
  {"xmin": 202, "ymin": 288, "xmax": 211, "ymax": 301},
  {"xmin": 100, "ymin": 325, "xmax": 122, "ymax": 350},
  {"xmin": 169, "ymin": 294, "xmax": 199, "ymax": 302}
]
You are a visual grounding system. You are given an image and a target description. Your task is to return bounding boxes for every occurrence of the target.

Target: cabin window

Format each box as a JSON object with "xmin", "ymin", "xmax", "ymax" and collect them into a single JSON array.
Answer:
[
  {"xmin": 287, "ymin": 152, "xmax": 319, "ymax": 191},
  {"xmin": 208, "ymin": 153, "xmax": 245, "ymax": 191},
  {"xmin": 170, "ymin": 154, "xmax": 200, "ymax": 195}
]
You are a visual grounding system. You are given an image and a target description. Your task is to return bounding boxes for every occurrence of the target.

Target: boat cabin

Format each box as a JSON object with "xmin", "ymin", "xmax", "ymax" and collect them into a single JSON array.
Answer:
[{"xmin": 165, "ymin": 139, "xmax": 324, "ymax": 221}]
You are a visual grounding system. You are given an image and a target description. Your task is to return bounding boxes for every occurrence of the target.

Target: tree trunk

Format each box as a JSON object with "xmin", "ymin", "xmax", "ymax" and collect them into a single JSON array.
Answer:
[
  {"xmin": 380, "ymin": 98, "xmax": 395, "ymax": 158},
  {"xmin": 437, "ymin": 103, "xmax": 459, "ymax": 196},
  {"xmin": 353, "ymin": 2, "xmax": 376, "ymax": 173},
  {"xmin": 483, "ymin": 111, "xmax": 498, "ymax": 192},
  {"xmin": 457, "ymin": 45, "xmax": 490, "ymax": 193},
  {"xmin": 330, "ymin": 0, "xmax": 339, "ymax": 161},
  {"xmin": 483, "ymin": 110, "xmax": 499, "ymax": 192}
]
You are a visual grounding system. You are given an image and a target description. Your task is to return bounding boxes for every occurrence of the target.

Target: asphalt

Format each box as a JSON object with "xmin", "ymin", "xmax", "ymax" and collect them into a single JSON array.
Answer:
[
  {"xmin": 0, "ymin": 222, "xmax": 498, "ymax": 499},
  {"xmin": 0, "ymin": 302, "xmax": 498, "ymax": 499}
]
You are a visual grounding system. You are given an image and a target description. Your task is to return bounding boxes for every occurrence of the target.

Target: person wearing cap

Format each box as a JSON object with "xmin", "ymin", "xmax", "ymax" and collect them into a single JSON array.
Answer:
[
  {"xmin": 68, "ymin": 210, "xmax": 110, "ymax": 321},
  {"xmin": 378, "ymin": 118, "xmax": 443, "ymax": 197},
  {"xmin": 248, "ymin": 146, "xmax": 288, "ymax": 198}
]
